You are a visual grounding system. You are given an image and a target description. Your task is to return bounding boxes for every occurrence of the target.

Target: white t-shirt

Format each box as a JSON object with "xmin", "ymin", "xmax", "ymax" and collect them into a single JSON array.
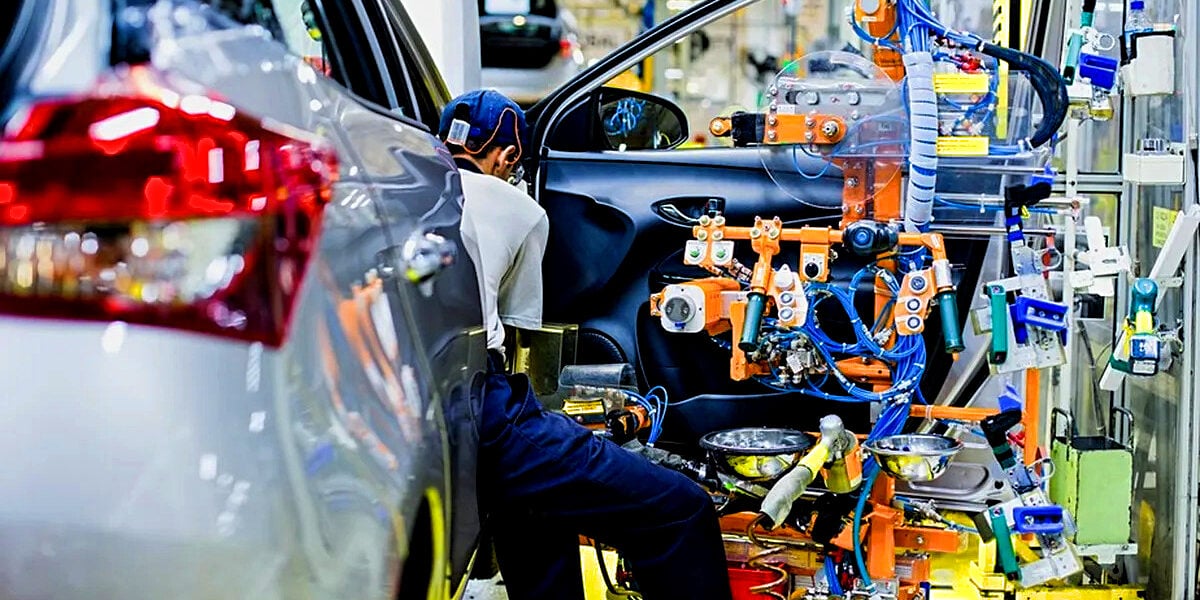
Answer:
[{"xmin": 459, "ymin": 168, "xmax": 549, "ymax": 352}]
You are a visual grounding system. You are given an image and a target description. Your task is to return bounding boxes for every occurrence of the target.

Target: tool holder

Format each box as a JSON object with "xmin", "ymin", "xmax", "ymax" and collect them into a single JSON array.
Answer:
[{"xmin": 1049, "ymin": 407, "xmax": 1135, "ymax": 546}]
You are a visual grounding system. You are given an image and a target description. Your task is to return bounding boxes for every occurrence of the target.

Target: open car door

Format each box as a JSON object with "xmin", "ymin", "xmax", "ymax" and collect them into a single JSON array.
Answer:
[{"xmin": 524, "ymin": 0, "xmax": 993, "ymax": 447}]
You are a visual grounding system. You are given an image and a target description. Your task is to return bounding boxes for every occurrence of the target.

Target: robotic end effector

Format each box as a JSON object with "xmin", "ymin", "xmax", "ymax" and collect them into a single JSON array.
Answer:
[{"xmin": 758, "ymin": 415, "xmax": 861, "ymax": 529}]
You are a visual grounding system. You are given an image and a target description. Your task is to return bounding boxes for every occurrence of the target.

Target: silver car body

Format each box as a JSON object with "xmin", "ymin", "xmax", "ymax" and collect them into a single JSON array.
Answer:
[{"xmin": 0, "ymin": 1, "xmax": 486, "ymax": 599}]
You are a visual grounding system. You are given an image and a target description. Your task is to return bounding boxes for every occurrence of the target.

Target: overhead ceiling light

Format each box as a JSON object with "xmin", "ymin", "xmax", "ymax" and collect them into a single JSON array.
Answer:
[{"xmin": 512, "ymin": 15, "xmax": 527, "ymax": 26}]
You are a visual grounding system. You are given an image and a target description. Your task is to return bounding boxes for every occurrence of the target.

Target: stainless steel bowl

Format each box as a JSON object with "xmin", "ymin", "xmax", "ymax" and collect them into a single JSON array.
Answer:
[
  {"xmin": 699, "ymin": 428, "xmax": 816, "ymax": 484},
  {"xmin": 863, "ymin": 434, "xmax": 964, "ymax": 483}
]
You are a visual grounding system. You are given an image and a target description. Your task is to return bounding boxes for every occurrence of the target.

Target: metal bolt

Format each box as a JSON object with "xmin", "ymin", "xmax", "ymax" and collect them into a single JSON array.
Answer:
[
  {"xmin": 768, "ymin": 130, "xmax": 777, "ymax": 141},
  {"xmin": 850, "ymin": 110, "xmax": 861, "ymax": 121},
  {"xmin": 768, "ymin": 115, "xmax": 777, "ymax": 126},
  {"xmin": 780, "ymin": 293, "xmax": 794, "ymax": 305},
  {"xmin": 697, "ymin": 230, "xmax": 708, "ymax": 241},
  {"xmin": 714, "ymin": 216, "xmax": 726, "ymax": 226},
  {"xmin": 916, "ymin": 535, "xmax": 926, "ymax": 546},
  {"xmin": 712, "ymin": 230, "xmax": 723, "ymax": 240},
  {"xmin": 822, "ymin": 120, "xmax": 841, "ymax": 138},
  {"xmin": 769, "ymin": 102, "xmax": 778, "ymax": 112},
  {"xmin": 768, "ymin": 227, "xmax": 780, "ymax": 239},
  {"xmin": 805, "ymin": 117, "xmax": 816, "ymax": 128},
  {"xmin": 750, "ymin": 228, "xmax": 762, "ymax": 239},
  {"xmin": 768, "ymin": 86, "xmax": 777, "ymax": 96},
  {"xmin": 699, "ymin": 215, "xmax": 711, "ymax": 226},
  {"xmin": 805, "ymin": 131, "xmax": 815, "ymax": 142},
  {"xmin": 779, "ymin": 308, "xmax": 794, "ymax": 321},
  {"xmin": 846, "ymin": 177, "xmax": 860, "ymax": 188},
  {"xmin": 855, "ymin": 205, "xmax": 864, "ymax": 215}
]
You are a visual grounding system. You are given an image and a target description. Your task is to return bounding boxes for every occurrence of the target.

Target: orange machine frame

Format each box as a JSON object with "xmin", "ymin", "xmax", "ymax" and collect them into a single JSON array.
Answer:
[{"xmin": 703, "ymin": 2, "xmax": 1043, "ymax": 594}]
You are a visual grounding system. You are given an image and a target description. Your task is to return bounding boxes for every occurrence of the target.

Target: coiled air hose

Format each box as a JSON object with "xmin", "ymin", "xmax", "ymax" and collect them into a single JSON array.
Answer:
[{"xmin": 903, "ymin": 51, "xmax": 938, "ymax": 233}]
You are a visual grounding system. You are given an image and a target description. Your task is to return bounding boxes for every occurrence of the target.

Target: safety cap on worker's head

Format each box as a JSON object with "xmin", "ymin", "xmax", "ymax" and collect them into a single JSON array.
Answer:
[{"xmin": 438, "ymin": 89, "xmax": 528, "ymax": 160}]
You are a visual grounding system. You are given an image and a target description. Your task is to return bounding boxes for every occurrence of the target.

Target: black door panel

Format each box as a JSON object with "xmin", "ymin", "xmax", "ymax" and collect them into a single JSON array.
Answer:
[{"xmin": 540, "ymin": 148, "xmax": 986, "ymax": 443}]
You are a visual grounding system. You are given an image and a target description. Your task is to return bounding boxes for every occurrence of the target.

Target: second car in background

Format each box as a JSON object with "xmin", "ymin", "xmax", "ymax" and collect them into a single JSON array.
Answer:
[{"xmin": 479, "ymin": 0, "xmax": 585, "ymax": 106}]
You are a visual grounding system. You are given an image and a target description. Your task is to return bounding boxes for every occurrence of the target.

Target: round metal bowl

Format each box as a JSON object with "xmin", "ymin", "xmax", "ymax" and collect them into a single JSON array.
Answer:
[
  {"xmin": 699, "ymin": 428, "xmax": 817, "ymax": 484},
  {"xmin": 863, "ymin": 434, "xmax": 964, "ymax": 483}
]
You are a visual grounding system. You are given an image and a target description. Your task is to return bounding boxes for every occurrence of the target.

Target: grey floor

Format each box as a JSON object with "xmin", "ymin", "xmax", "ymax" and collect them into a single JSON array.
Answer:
[{"xmin": 463, "ymin": 575, "xmax": 508, "ymax": 600}]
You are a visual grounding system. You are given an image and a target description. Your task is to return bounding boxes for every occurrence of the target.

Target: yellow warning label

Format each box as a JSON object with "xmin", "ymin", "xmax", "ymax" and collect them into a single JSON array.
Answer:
[
  {"xmin": 1152, "ymin": 206, "xmax": 1179, "ymax": 248},
  {"xmin": 937, "ymin": 136, "xmax": 990, "ymax": 156},
  {"xmin": 934, "ymin": 73, "xmax": 991, "ymax": 95}
]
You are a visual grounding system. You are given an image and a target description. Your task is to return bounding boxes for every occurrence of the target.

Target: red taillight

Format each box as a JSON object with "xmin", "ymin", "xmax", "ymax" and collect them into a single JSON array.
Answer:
[
  {"xmin": 559, "ymin": 38, "xmax": 577, "ymax": 60},
  {"xmin": 0, "ymin": 66, "xmax": 338, "ymax": 346}
]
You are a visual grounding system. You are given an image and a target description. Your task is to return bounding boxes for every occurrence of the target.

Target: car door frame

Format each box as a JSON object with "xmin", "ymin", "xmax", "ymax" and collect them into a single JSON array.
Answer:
[{"xmin": 522, "ymin": 0, "xmax": 986, "ymax": 419}]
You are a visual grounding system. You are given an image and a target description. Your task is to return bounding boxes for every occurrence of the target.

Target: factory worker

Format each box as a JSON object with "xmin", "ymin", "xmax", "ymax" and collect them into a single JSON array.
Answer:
[{"xmin": 442, "ymin": 89, "xmax": 733, "ymax": 600}]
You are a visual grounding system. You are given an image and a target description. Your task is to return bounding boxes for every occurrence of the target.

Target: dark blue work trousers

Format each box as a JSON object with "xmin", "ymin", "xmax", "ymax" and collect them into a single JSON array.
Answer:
[{"xmin": 478, "ymin": 361, "xmax": 733, "ymax": 600}]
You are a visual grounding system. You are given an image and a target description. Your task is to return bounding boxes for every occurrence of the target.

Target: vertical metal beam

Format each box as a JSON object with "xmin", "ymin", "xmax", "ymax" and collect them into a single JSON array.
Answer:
[
  {"xmin": 1057, "ymin": 116, "xmax": 1080, "ymax": 443},
  {"xmin": 1174, "ymin": 1, "xmax": 1200, "ymax": 595},
  {"xmin": 994, "ymin": 0, "xmax": 1012, "ymax": 139}
]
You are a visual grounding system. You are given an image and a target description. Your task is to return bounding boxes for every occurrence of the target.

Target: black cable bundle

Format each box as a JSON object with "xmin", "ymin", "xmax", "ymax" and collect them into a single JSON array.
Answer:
[{"xmin": 979, "ymin": 42, "xmax": 1070, "ymax": 148}]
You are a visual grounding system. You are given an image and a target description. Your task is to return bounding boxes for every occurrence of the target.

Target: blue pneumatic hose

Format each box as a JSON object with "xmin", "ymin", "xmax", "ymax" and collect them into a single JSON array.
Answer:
[{"xmin": 853, "ymin": 465, "xmax": 881, "ymax": 592}]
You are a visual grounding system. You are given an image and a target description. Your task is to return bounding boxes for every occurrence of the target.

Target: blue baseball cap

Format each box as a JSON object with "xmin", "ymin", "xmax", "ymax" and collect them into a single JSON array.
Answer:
[{"xmin": 438, "ymin": 89, "xmax": 528, "ymax": 159}]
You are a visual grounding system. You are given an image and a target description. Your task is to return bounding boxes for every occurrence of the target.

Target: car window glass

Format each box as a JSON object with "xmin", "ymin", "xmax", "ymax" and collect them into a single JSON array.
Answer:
[{"xmin": 201, "ymin": 0, "xmax": 335, "ymax": 78}]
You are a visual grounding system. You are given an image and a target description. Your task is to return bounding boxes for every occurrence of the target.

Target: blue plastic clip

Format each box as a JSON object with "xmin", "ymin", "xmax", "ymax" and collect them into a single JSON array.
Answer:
[
  {"xmin": 1013, "ymin": 505, "xmax": 1066, "ymax": 535},
  {"xmin": 1031, "ymin": 166, "xmax": 1056, "ymax": 189},
  {"xmin": 1009, "ymin": 297, "xmax": 1068, "ymax": 344},
  {"xmin": 1079, "ymin": 53, "xmax": 1120, "ymax": 92},
  {"xmin": 997, "ymin": 384, "xmax": 1022, "ymax": 413}
]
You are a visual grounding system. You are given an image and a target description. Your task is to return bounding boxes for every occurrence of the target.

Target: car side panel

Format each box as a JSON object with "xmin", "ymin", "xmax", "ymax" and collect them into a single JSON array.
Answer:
[
  {"xmin": 354, "ymin": 106, "xmax": 488, "ymax": 590},
  {"xmin": 152, "ymin": 13, "xmax": 473, "ymax": 597},
  {"xmin": 0, "ymin": 3, "xmax": 453, "ymax": 598}
]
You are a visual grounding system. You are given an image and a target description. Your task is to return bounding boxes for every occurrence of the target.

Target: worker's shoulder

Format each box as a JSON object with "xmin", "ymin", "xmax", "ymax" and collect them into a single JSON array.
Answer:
[{"xmin": 460, "ymin": 169, "xmax": 546, "ymax": 220}]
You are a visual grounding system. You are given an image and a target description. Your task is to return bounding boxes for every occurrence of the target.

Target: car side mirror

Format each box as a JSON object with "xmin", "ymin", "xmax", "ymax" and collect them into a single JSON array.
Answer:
[{"xmin": 596, "ymin": 87, "xmax": 688, "ymax": 151}]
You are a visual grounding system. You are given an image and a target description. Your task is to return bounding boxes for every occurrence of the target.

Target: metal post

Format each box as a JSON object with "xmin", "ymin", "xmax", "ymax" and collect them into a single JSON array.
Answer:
[
  {"xmin": 1173, "ymin": 1, "xmax": 1199, "ymax": 595},
  {"xmin": 1056, "ymin": 115, "xmax": 1080, "ymax": 441}
]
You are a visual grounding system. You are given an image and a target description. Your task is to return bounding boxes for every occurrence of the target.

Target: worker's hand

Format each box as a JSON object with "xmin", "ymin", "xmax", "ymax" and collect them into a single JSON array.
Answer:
[{"xmin": 759, "ymin": 466, "xmax": 814, "ymax": 530}]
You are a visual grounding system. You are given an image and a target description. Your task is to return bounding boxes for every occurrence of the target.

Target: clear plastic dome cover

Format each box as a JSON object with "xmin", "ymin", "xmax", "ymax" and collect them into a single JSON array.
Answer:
[{"xmin": 758, "ymin": 51, "xmax": 908, "ymax": 209}]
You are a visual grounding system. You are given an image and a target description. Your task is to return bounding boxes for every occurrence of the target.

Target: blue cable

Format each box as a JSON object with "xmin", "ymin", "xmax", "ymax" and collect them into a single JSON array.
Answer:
[
  {"xmin": 936, "ymin": 196, "xmax": 1055, "ymax": 214},
  {"xmin": 854, "ymin": 463, "xmax": 881, "ymax": 591},
  {"xmin": 849, "ymin": 10, "xmax": 902, "ymax": 51},
  {"xmin": 646, "ymin": 385, "xmax": 669, "ymax": 444},
  {"xmin": 791, "ymin": 144, "xmax": 835, "ymax": 180},
  {"xmin": 825, "ymin": 556, "xmax": 844, "ymax": 596}
]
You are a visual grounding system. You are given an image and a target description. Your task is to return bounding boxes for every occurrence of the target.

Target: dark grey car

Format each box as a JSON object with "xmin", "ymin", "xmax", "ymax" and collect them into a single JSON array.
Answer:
[{"xmin": 0, "ymin": 1, "xmax": 486, "ymax": 598}]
